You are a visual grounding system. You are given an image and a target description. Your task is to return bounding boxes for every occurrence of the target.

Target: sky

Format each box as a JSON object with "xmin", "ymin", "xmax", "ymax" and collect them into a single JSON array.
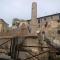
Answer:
[{"xmin": 0, "ymin": 0, "xmax": 60, "ymax": 26}]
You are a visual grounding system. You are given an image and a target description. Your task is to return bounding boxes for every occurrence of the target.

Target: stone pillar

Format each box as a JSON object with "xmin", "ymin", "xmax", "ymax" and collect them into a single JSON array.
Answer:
[{"xmin": 31, "ymin": 1, "xmax": 38, "ymax": 34}]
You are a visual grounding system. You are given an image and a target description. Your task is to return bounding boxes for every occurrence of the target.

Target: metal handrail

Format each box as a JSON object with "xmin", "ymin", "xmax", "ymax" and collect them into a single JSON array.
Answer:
[
  {"xmin": 0, "ymin": 40, "xmax": 10, "ymax": 48},
  {"xmin": 24, "ymin": 50, "xmax": 50, "ymax": 60},
  {"xmin": 44, "ymin": 35, "xmax": 60, "ymax": 51}
]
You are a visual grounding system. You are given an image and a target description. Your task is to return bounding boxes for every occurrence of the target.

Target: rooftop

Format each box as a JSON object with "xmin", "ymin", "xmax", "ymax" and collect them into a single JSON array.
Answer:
[
  {"xmin": 37, "ymin": 13, "xmax": 60, "ymax": 19},
  {"xmin": 0, "ymin": 19, "xmax": 9, "ymax": 25}
]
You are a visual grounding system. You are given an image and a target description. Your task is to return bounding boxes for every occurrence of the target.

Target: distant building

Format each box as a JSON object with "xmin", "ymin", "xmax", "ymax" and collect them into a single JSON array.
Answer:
[
  {"xmin": 12, "ymin": 0, "xmax": 60, "ymax": 36},
  {"xmin": 0, "ymin": 19, "xmax": 9, "ymax": 32}
]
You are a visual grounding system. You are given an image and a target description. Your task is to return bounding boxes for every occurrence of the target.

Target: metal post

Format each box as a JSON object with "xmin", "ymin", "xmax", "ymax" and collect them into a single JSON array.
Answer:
[
  {"xmin": 10, "ymin": 37, "xmax": 18, "ymax": 60},
  {"xmin": 10, "ymin": 38, "xmax": 13, "ymax": 57},
  {"xmin": 48, "ymin": 51, "xmax": 56, "ymax": 60}
]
